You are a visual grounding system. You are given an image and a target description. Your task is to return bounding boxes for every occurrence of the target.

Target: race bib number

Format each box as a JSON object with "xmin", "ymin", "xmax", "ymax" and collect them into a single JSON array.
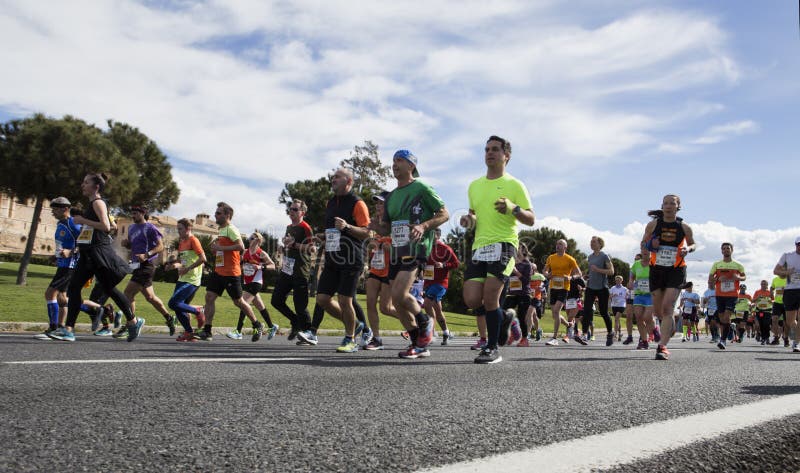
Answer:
[
  {"xmin": 655, "ymin": 246, "xmax": 677, "ymax": 267},
  {"xmin": 509, "ymin": 276, "xmax": 522, "ymax": 291},
  {"xmin": 54, "ymin": 241, "xmax": 63, "ymax": 257},
  {"xmin": 129, "ymin": 261, "xmax": 140, "ymax": 270},
  {"xmin": 735, "ymin": 311, "xmax": 746, "ymax": 318},
  {"xmin": 281, "ymin": 256, "xmax": 295, "ymax": 275},
  {"xmin": 472, "ymin": 243, "xmax": 502, "ymax": 262},
  {"xmin": 325, "ymin": 229, "xmax": 341, "ymax": 252},
  {"xmin": 720, "ymin": 279, "xmax": 735, "ymax": 293},
  {"xmin": 776, "ymin": 287, "xmax": 784, "ymax": 297},
  {"xmin": 791, "ymin": 273, "xmax": 800, "ymax": 285},
  {"xmin": 370, "ymin": 252, "xmax": 385, "ymax": 270},
  {"xmin": 756, "ymin": 300, "xmax": 771, "ymax": 310},
  {"xmin": 76, "ymin": 227, "xmax": 94, "ymax": 244},
  {"xmin": 636, "ymin": 279, "xmax": 650, "ymax": 292},
  {"xmin": 565, "ymin": 299, "xmax": 578, "ymax": 310},
  {"xmin": 550, "ymin": 277, "xmax": 565, "ymax": 290},
  {"xmin": 423, "ymin": 265, "xmax": 435, "ymax": 280},
  {"xmin": 683, "ymin": 306, "xmax": 693, "ymax": 314},
  {"xmin": 243, "ymin": 263, "xmax": 257, "ymax": 277},
  {"xmin": 215, "ymin": 250, "xmax": 224, "ymax": 267},
  {"xmin": 391, "ymin": 221, "xmax": 410, "ymax": 247}
]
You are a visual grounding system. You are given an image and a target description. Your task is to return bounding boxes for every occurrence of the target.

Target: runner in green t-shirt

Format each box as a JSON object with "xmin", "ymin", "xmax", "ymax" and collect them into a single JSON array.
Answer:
[
  {"xmin": 461, "ymin": 135, "xmax": 534, "ymax": 364},
  {"xmin": 369, "ymin": 150, "xmax": 449, "ymax": 360}
]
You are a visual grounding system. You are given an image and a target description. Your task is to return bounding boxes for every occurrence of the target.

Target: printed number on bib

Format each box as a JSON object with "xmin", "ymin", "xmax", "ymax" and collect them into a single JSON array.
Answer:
[
  {"xmin": 683, "ymin": 306, "xmax": 693, "ymax": 314},
  {"xmin": 76, "ymin": 227, "xmax": 94, "ymax": 244},
  {"xmin": 636, "ymin": 279, "xmax": 650, "ymax": 292},
  {"xmin": 281, "ymin": 257, "xmax": 295, "ymax": 275},
  {"xmin": 325, "ymin": 229, "xmax": 341, "ymax": 252},
  {"xmin": 423, "ymin": 265, "xmax": 435, "ymax": 280},
  {"xmin": 391, "ymin": 221, "xmax": 410, "ymax": 247},
  {"xmin": 472, "ymin": 243, "xmax": 501, "ymax": 262},
  {"xmin": 655, "ymin": 246, "xmax": 677, "ymax": 267},
  {"xmin": 509, "ymin": 276, "xmax": 522, "ymax": 291},
  {"xmin": 215, "ymin": 250, "xmax": 224, "ymax": 267},
  {"xmin": 756, "ymin": 300, "xmax": 771, "ymax": 310},
  {"xmin": 720, "ymin": 280, "xmax": 735, "ymax": 293},
  {"xmin": 791, "ymin": 273, "xmax": 800, "ymax": 285},
  {"xmin": 550, "ymin": 277, "xmax": 565, "ymax": 290},
  {"xmin": 565, "ymin": 299, "xmax": 578, "ymax": 310},
  {"xmin": 243, "ymin": 263, "xmax": 257, "ymax": 277},
  {"xmin": 370, "ymin": 252, "xmax": 385, "ymax": 270}
]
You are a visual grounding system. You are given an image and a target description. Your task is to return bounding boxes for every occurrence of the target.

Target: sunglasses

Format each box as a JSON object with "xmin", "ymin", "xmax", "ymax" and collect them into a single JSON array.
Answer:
[{"xmin": 289, "ymin": 208, "xmax": 301, "ymax": 212}]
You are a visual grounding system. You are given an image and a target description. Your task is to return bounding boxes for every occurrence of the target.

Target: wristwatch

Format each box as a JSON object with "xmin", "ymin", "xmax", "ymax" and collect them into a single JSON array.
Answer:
[{"xmin": 512, "ymin": 205, "xmax": 522, "ymax": 216}]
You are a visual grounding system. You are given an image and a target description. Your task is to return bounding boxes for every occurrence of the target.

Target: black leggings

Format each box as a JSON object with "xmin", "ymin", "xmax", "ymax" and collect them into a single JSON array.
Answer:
[
  {"xmin": 757, "ymin": 312, "xmax": 772, "ymax": 340},
  {"xmin": 504, "ymin": 294, "xmax": 531, "ymax": 336},
  {"xmin": 271, "ymin": 274, "xmax": 311, "ymax": 331},
  {"xmin": 583, "ymin": 287, "xmax": 612, "ymax": 334},
  {"xmin": 66, "ymin": 249, "xmax": 133, "ymax": 328}
]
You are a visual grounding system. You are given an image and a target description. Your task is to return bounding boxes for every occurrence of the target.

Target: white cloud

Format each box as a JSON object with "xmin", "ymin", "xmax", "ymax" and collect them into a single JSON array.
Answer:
[{"xmin": 690, "ymin": 120, "xmax": 759, "ymax": 145}]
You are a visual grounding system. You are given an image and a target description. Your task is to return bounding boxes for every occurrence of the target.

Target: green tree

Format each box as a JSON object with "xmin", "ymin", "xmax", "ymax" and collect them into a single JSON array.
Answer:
[
  {"xmin": 278, "ymin": 177, "xmax": 331, "ymax": 232},
  {"xmin": 339, "ymin": 140, "xmax": 392, "ymax": 198},
  {"xmin": 0, "ymin": 114, "xmax": 137, "ymax": 285},
  {"xmin": 105, "ymin": 120, "xmax": 180, "ymax": 212},
  {"xmin": 610, "ymin": 257, "xmax": 631, "ymax": 286}
]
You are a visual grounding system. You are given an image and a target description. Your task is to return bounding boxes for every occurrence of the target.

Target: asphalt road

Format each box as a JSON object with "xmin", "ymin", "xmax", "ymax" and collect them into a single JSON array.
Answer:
[{"xmin": 2, "ymin": 332, "xmax": 799, "ymax": 472}]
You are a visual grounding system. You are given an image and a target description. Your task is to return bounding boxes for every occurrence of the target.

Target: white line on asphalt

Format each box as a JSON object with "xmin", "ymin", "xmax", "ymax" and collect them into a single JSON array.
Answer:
[
  {"xmin": 3, "ymin": 357, "xmax": 305, "ymax": 365},
  {"xmin": 418, "ymin": 393, "xmax": 800, "ymax": 473}
]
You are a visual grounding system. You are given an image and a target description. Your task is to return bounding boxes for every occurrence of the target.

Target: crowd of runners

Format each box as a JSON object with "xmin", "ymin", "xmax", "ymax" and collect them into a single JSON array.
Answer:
[{"xmin": 34, "ymin": 135, "xmax": 800, "ymax": 363}]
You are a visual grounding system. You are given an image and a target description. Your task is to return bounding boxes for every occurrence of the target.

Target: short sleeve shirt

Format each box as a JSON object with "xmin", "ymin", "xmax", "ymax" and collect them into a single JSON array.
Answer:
[
  {"xmin": 215, "ymin": 224, "xmax": 242, "ymax": 277},
  {"xmin": 467, "ymin": 173, "xmax": 532, "ymax": 250},
  {"xmin": 177, "ymin": 235, "xmax": 205, "ymax": 286},
  {"xmin": 383, "ymin": 180, "xmax": 445, "ymax": 261}
]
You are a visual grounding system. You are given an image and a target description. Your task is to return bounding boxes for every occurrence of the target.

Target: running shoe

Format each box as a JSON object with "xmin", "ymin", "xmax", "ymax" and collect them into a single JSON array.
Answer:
[
  {"xmin": 655, "ymin": 344, "xmax": 670, "ymax": 360},
  {"xmin": 127, "ymin": 318, "xmax": 145, "ymax": 342},
  {"xmin": 636, "ymin": 339, "xmax": 647, "ymax": 350},
  {"xmin": 398, "ymin": 345, "xmax": 430, "ymax": 359},
  {"xmin": 34, "ymin": 330, "xmax": 54, "ymax": 340},
  {"xmin": 176, "ymin": 331, "xmax": 196, "ymax": 342},
  {"xmin": 499, "ymin": 310, "xmax": 515, "ymax": 346},
  {"xmin": 517, "ymin": 337, "xmax": 530, "ymax": 347},
  {"xmin": 470, "ymin": 338, "xmax": 487, "ymax": 350},
  {"xmin": 226, "ymin": 330, "xmax": 243, "ymax": 340},
  {"xmin": 50, "ymin": 327, "xmax": 75, "ymax": 342},
  {"xmin": 770, "ymin": 337, "xmax": 780, "ymax": 345},
  {"xmin": 166, "ymin": 316, "xmax": 176, "ymax": 337},
  {"xmin": 508, "ymin": 318, "xmax": 522, "ymax": 346},
  {"xmin": 113, "ymin": 309, "xmax": 123, "ymax": 328},
  {"xmin": 194, "ymin": 329, "xmax": 213, "ymax": 341},
  {"xmin": 617, "ymin": 332, "xmax": 622, "ymax": 342},
  {"xmin": 717, "ymin": 341, "xmax": 726, "ymax": 350},
  {"xmin": 112, "ymin": 325, "xmax": 128, "ymax": 339},
  {"xmin": 622, "ymin": 335, "xmax": 634, "ymax": 345},
  {"xmin": 361, "ymin": 327, "xmax": 374, "ymax": 347},
  {"xmin": 252, "ymin": 323, "xmax": 264, "ymax": 342},
  {"xmin": 606, "ymin": 333, "xmax": 614, "ymax": 347},
  {"xmin": 296, "ymin": 330, "xmax": 318, "ymax": 346},
  {"xmin": 653, "ymin": 326, "xmax": 661, "ymax": 343},
  {"xmin": 441, "ymin": 331, "xmax": 452, "ymax": 346},
  {"xmin": 474, "ymin": 347, "xmax": 502, "ymax": 364},
  {"xmin": 194, "ymin": 306, "xmax": 206, "ymax": 331},
  {"xmin": 288, "ymin": 329, "xmax": 298, "ymax": 341},
  {"xmin": 784, "ymin": 337, "xmax": 790, "ymax": 347},
  {"xmin": 336, "ymin": 338, "xmax": 359, "ymax": 353},
  {"xmin": 545, "ymin": 338, "xmax": 559, "ymax": 346},
  {"xmin": 365, "ymin": 338, "xmax": 384, "ymax": 350},
  {"xmin": 535, "ymin": 329, "xmax": 542, "ymax": 341},
  {"xmin": 266, "ymin": 324, "xmax": 279, "ymax": 340},
  {"xmin": 94, "ymin": 327, "xmax": 113, "ymax": 337},
  {"xmin": 417, "ymin": 317, "xmax": 434, "ymax": 348},
  {"xmin": 354, "ymin": 321, "xmax": 365, "ymax": 337},
  {"xmin": 793, "ymin": 342, "xmax": 800, "ymax": 353},
  {"xmin": 561, "ymin": 335, "xmax": 570, "ymax": 344},
  {"xmin": 574, "ymin": 335, "xmax": 588, "ymax": 346}
]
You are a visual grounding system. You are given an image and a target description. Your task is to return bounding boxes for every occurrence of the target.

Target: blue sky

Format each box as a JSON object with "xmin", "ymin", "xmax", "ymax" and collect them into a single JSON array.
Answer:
[{"xmin": 1, "ymin": 0, "xmax": 798, "ymax": 287}]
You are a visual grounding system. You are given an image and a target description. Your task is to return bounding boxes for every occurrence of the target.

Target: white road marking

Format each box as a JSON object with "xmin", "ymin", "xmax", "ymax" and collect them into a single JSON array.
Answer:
[
  {"xmin": 3, "ymin": 357, "xmax": 305, "ymax": 365},
  {"xmin": 418, "ymin": 393, "xmax": 800, "ymax": 473}
]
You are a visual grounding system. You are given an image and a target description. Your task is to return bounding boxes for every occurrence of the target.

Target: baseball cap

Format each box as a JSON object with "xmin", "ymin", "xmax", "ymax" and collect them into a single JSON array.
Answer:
[
  {"xmin": 372, "ymin": 190, "xmax": 389, "ymax": 202},
  {"xmin": 795, "ymin": 236, "xmax": 800, "ymax": 245},
  {"xmin": 50, "ymin": 197, "xmax": 71, "ymax": 207},
  {"xmin": 393, "ymin": 149, "xmax": 419, "ymax": 177}
]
